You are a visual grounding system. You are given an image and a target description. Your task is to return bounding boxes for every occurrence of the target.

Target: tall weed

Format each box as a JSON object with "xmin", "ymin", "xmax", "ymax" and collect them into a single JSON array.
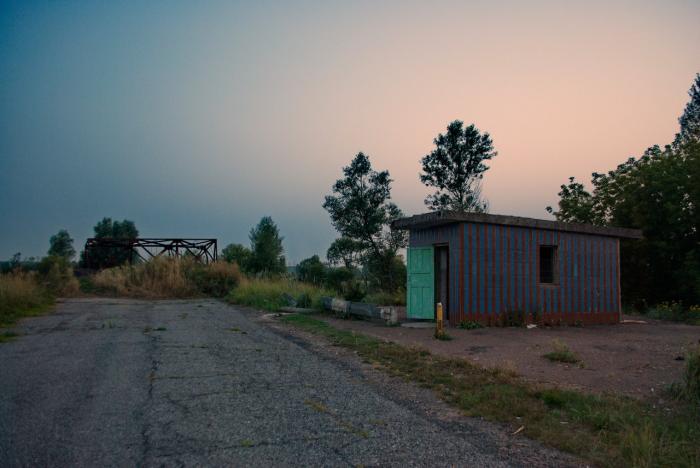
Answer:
[
  {"xmin": 0, "ymin": 272, "xmax": 52, "ymax": 327},
  {"xmin": 91, "ymin": 257, "xmax": 241, "ymax": 298},
  {"xmin": 227, "ymin": 278, "xmax": 331, "ymax": 311}
]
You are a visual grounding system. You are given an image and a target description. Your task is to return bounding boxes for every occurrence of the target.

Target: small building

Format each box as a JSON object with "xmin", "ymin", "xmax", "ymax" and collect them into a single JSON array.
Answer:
[{"xmin": 392, "ymin": 211, "xmax": 642, "ymax": 326}]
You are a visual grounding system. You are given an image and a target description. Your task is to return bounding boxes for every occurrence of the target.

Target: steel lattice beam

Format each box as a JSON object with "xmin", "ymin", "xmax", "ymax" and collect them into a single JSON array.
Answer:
[{"xmin": 83, "ymin": 238, "xmax": 218, "ymax": 268}]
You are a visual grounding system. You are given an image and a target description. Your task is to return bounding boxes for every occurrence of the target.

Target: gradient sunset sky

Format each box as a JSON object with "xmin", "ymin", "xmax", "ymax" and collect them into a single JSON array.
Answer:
[{"xmin": 1, "ymin": 0, "xmax": 699, "ymax": 263}]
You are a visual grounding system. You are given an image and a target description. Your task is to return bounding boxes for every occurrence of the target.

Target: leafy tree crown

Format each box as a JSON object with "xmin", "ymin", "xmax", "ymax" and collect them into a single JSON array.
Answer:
[
  {"xmin": 247, "ymin": 216, "xmax": 286, "ymax": 276},
  {"xmin": 48, "ymin": 229, "xmax": 76, "ymax": 260},
  {"xmin": 420, "ymin": 120, "xmax": 496, "ymax": 212}
]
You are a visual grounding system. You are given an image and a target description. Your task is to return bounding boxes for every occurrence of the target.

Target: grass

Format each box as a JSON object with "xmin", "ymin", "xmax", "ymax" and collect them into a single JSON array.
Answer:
[
  {"xmin": 227, "ymin": 277, "xmax": 332, "ymax": 312},
  {"xmin": 458, "ymin": 320, "xmax": 484, "ymax": 330},
  {"xmin": 543, "ymin": 339, "xmax": 581, "ymax": 364},
  {"xmin": 363, "ymin": 290, "xmax": 406, "ymax": 306},
  {"xmin": 279, "ymin": 313, "xmax": 700, "ymax": 467},
  {"xmin": 0, "ymin": 271, "xmax": 54, "ymax": 329},
  {"xmin": 669, "ymin": 346, "xmax": 700, "ymax": 407},
  {"xmin": 90, "ymin": 257, "xmax": 242, "ymax": 299},
  {"xmin": 0, "ymin": 330, "xmax": 20, "ymax": 343},
  {"xmin": 635, "ymin": 302, "xmax": 700, "ymax": 325},
  {"xmin": 434, "ymin": 331, "xmax": 453, "ymax": 341}
]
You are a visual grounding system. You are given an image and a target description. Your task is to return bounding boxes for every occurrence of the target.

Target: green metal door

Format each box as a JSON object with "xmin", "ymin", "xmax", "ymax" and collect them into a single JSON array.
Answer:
[{"xmin": 407, "ymin": 246, "xmax": 435, "ymax": 319}]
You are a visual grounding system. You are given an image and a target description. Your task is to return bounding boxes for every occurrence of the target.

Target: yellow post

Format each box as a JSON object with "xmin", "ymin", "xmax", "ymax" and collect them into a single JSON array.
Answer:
[{"xmin": 435, "ymin": 302, "xmax": 444, "ymax": 338}]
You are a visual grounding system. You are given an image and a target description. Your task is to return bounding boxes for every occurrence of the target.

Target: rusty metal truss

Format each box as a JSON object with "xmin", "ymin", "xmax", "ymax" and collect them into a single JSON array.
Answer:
[{"xmin": 83, "ymin": 238, "xmax": 218, "ymax": 268}]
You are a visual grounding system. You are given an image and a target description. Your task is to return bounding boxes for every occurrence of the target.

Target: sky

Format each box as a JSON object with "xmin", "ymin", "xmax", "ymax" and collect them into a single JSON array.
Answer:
[{"xmin": 1, "ymin": 0, "xmax": 699, "ymax": 264}]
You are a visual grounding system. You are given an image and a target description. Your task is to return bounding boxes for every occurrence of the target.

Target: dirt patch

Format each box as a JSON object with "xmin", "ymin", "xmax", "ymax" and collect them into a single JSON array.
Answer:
[{"xmin": 319, "ymin": 314, "xmax": 700, "ymax": 401}]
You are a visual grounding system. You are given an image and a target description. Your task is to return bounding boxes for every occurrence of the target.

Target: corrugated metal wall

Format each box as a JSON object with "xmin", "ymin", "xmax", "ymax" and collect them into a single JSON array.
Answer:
[{"xmin": 409, "ymin": 222, "xmax": 621, "ymax": 325}]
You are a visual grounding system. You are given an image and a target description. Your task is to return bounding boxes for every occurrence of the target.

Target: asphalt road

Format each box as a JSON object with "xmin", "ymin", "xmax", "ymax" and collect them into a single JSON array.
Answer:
[{"xmin": 0, "ymin": 298, "xmax": 572, "ymax": 467}]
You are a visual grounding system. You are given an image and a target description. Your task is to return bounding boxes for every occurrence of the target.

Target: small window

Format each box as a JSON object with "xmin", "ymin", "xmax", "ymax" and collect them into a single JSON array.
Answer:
[{"xmin": 539, "ymin": 245, "xmax": 557, "ymax": 284}]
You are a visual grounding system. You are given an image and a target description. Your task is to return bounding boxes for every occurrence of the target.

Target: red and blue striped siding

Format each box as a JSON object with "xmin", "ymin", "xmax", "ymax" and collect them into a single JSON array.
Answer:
[{"xmin": 409, "ymin": 222, "xmax": 621, "ymax": 325}]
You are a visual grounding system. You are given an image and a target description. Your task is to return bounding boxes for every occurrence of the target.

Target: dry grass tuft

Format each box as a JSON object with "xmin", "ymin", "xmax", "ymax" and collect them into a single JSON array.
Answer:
[
  {"xmin": 91, "ymin": 257, "xmax": 241, "ymax": 298},
  {"xmin": 543, "ymin": 339, "xmax": 581, "ymax": 364},
  {"xmin": 0, "ymin": 272, "xmax": 52, "ymax": 327}
]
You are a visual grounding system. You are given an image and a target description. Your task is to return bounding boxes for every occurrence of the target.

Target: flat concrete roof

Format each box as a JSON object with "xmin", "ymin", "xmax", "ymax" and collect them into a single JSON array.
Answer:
[{"xmin": 391, "ymin": 211, "xmax": 643, "ymax": 239}]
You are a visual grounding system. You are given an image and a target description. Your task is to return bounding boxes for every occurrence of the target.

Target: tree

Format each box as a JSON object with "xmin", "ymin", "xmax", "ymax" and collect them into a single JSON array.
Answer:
[
  {"xmin": 323, "ymin": 152, "xmax": 407, "ymax": 291},
  {"xmin": 545, "ymin": 177, "xmax": 598, "ymax": 225},
  {"xmin": 48, "ymin": 229, "xmax": 75, "ymax": 260},
  {"xmin": 221, "ymin": 243, "xmax": 252, "ymax": 271},
  {"xmin": 82, "ymin": 217, "xmax": 139, "ymax": 268},
  {"xmin": 676, "ymin": 73, "xmax": 700, "ymax": 145},
  {"xmin": 247, "ymin": 217, "xmax": 286, "ymax": 276},
  {"xmin": 326, "ymin": 237, "xmax": 363, "ymax": 268},
  {"xmin": 9, "ymin": 252, "xmax": 21, "ymax": 270},
  {"xmin": 547, "ymin": 141, "xmax": 700, "ymax": 308},
  {"xmin": 296, "ymin": 255, "xmax": 327, "ymax": 285},
  {"xmin": 420, "ymin": 120, "xmax": 496, "ymax": 212}
]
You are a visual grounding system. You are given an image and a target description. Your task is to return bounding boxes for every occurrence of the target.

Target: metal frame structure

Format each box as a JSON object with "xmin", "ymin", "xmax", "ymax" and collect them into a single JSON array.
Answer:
[{"xmin": 83, "ymin": 238, "xmax": 218, "ymax": 267}]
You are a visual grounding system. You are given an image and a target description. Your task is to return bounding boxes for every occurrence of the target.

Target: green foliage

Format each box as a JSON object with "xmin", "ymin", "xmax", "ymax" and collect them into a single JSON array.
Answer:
[
  {"xmin": 644, "ymin": 302, "xmax": 700, "ymax": 324},
  {"xmin": 676, "ymin": 73, "xmax": 700, "ymax": 145},
  {"xmin": 341, "ymin": 278, "xmax": 366, "ymax": 302},
  {"xmin": 37, "ymin": 255, "xmax": 80, "ymax": 296},
  {"xmin": 246, "ymin": 217, "xmax": 286, "ymax": 276},
  {"xmin": 296, "ymin": 292, "xmax": 312, "ymax": 308},
  {"xmin": 82, "ymin": 218, "xmax": 139, "ymax": 268},
  {"xmin": 227, "ymin": 278, "xmax": 331, "ymax": 311},
  {"xmin": 0, "ymin": 272, "xmax": 53, "ymax": 328},
  {"xmin": 543, "ymin": 339, "xmax": 580, "ymax": 364},
  {"xmin": 363, "ymin": 290, "xmax": 406, "ymax": 306},
  {"xmin": 681, "ymin": 347, "xmax": 700, "ymax": 405},
  {"xmin": 48, "ymin": 229, "xmax": 75, "ymax": 260},
  {"xmin": 9, "ymin": 253, "xmax": 21, "ymax": 270},
  {"xmin": 458, "ymin": 320, "xmax": 484, "ymax": 330},
  {"xmin": 364, "ymin": 251, "xmax": 406, "ymax": 293},
  {"xmin": 669, "ymin": 346, "xmax": 700, "ymax": 407},
  {"xmin": 296, "ymin": 255, "xmax": 327, "ymax": 285},
  {"xmin": 547, "ymin": 78, "xmax": 700, "ymax": 308},
  {"xmin": 420, "ymin": 120, "xmax": 496, "ymax": 212},
  {"xmin": 434, "ymin": 331, "xmax": 453, "ymax": 341},
  {"xmin": 326, "ymin": 237, "xmax": 363, "ymax": 268},
  {"xmin": 188, "ymin": 261, "xmax": 243, "ymax": 297},
  {"xmin": 545, "ymin": 177, "xmax": 597, "ymax": 224},
  {"xmin": 323, "ymin": 152, "xmax": 407, "ymax": 292},
  {"xmin": 324, "ymin": 266, "xmax": 355, "ymax": 293},
  {"xmin": 221, "ymin": 243, "xmax": 252, "ymax": 272}
]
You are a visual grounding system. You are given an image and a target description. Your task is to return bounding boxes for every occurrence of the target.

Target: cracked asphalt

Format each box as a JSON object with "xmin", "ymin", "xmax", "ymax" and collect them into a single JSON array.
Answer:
[{"xmin": 0, "ymin": 298, "xmax": 574, "ymax": 467}]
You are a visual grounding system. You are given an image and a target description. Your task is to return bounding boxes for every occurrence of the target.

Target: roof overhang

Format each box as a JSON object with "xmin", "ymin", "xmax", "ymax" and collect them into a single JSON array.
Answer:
[{"xmin": 391, "ymin": 211, "xmax": 643, "ymax": 239}]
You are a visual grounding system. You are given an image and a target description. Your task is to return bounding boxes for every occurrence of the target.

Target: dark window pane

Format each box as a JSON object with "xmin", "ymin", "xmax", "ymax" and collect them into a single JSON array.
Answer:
[{"xmin": 539, "ymin": 245, "xmax": 556, "ymax": 283}]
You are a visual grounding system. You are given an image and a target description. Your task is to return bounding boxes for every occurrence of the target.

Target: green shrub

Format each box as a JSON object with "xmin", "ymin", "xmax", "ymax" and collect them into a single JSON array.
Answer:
[
  {"xmin": 363, "ymin": 290, "xmax": 406, "ymax": 306},
  {"xmin": 296, "ymin": 292, "xmax": 312, "ymax": 308},
  {"xmin": 37, "ymin": 255, "xmax": 80, "ymax": 296},
  {"xmin": 189, "ymin": 261, "xmax": 242, "ymax": 297},
  {"xmin": 324, "ymin": 266, "xmax": 354, "ymax": 292},
  {"xmin": 343, "ymin": 279, "xmax": 366, "ymax": 302},
  {"xmin": 644, "ymin": 302, "xmax": 700, "ymax": 324},
  {"xmin": 296, "ymin": 255, "xmax": 327, "ymax": 285}
]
